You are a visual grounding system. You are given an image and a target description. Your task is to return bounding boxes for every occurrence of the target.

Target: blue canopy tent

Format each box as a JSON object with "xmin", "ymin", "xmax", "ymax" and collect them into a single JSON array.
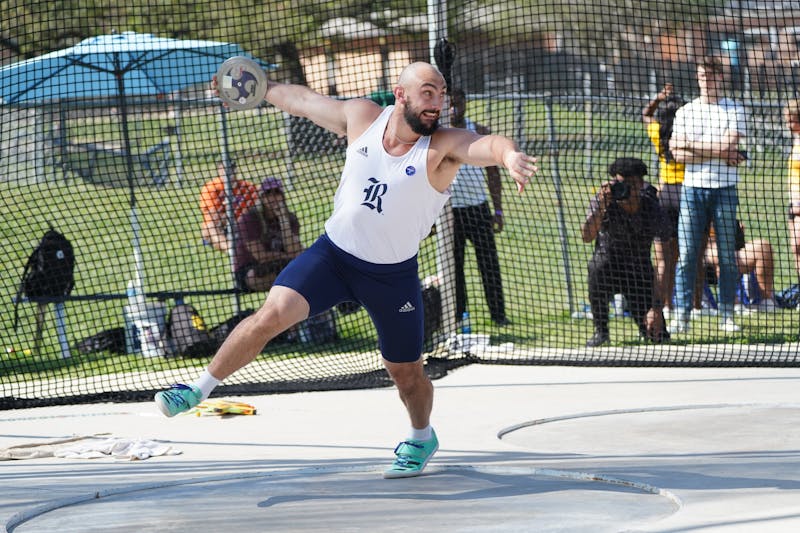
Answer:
[{"xmin": 0, "ymin": 31, "xmax": 266, "ymax": 296}]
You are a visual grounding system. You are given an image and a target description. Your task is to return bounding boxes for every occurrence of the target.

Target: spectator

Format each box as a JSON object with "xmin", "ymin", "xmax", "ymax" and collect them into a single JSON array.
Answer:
[
  {"xmin": 669, "ymin": 56, "xmax": 748, "ymax": 334},
  {"xmin": 705, "ymin": 221, "xmax": 776, "ymax": 313},
  {"xmin": 785, "ymin": 99, "xmax": 800, "ymax": 279},
  {"xmin": 199, "ymin": 160, "xmax": 259, "ymax": 253},
  {"xmin": 580, "ymin": 157, "xmax": 671, "ymax": 347},
  {"xmin": 643, "ymin": 84, "xmax": 710, "ymax": 318},
  {"xmin": 643, "ymin": 83, "xmax": 685, "ymax": 318},
  {"xmin": 449, "ymin": 88, "xmax": 509, "ymax": 326},
  {"xmin": 235, "ymin": 177, "xmax": 303, "ymax": 292}
]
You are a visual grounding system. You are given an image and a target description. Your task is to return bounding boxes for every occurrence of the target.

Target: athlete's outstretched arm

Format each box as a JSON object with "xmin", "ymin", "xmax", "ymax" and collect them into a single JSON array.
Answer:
[
  {"xmin": 264, "ymin": 81, "xmax": 350, "ymax": 136},
  {"xmin": 447, "ymin": 129, "xmax": 539, "ymax": 192}
]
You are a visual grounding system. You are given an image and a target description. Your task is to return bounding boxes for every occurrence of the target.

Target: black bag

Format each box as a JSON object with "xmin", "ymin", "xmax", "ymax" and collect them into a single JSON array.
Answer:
[
  {"xmin": 210, "ymin": 309, "xmax": 255, "ymax": 346},
  {"xmin": 775, "ymin": 284, "xmax": 800, "ymax": 309},
  {"xmin": 74, "ymin": 327, "xmax": 126, "ymax": 355},
  {"xmin": 296, "ymin": 309, "xmax": 338, "ymax": 344},
  {"xmin": 164, "ymin": 304, "xmax": 217, "ymax": 357},
  {"xmin": 13, "ymin": 227, "xmax": 75, "ymax": 330},
  {"xmin": 422, "ymin": 285, "xmax": 442, "ymax": 351}
]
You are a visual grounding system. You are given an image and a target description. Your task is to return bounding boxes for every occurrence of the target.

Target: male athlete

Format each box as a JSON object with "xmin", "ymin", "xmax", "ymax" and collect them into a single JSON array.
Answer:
[{"xmin": 155, "ymin": 62, "xmax": 539, "ymax": 478}]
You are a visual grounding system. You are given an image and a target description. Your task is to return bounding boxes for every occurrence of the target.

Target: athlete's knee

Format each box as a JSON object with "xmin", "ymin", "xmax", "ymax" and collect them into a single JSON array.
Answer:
[
  {"xmin": 386, "ymin": 359, "xmax": 428, "ymax": 390},
  {"xmin": 251, "ymin": 291, "xmax": 308, "ymax": 337}
]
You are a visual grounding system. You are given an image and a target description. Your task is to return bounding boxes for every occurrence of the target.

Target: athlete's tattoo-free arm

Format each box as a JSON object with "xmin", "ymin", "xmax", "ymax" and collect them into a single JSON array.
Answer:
[
  {"xmin": 264, "ymin": 81, "xmax": 378, "ymax": 140},
  {"xmin": 449, "ymin": 130, "xmax": 539, "ymax": 187},
  {"xmin": 264, "ymin": 81, "xmax": 349, "ymax": 136}
]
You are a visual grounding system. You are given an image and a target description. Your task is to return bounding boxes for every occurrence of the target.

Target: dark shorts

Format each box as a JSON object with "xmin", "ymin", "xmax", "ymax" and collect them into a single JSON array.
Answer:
[
  {"xmin": 274, "ymin": 234, "xmax": 424, "ymax": 363},
  {"xmin": 658, "ymin": 182, "xmax": 682, "ymax": 235}
]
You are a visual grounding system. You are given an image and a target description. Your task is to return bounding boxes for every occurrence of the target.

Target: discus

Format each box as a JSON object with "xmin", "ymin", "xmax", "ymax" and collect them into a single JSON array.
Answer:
[{"xmin": 215, "ymin": 56, "xmax": 268, "ymax": 110}]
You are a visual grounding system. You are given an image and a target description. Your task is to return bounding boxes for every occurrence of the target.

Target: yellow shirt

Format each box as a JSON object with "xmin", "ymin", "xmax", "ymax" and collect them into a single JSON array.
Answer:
[
  {"xmin": 647, "ymin": 121, "xmax": 685, "ymax": 185},
  {"xmin": 789, "ymin": 141, "xmax": 800, "ymax": 201}
]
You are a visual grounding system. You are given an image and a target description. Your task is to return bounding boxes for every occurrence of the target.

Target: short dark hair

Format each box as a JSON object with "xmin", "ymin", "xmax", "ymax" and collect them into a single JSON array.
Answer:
[
  {"xmin": 699, "ymin": 55, "xmax": 723, "ymax": 73},
  {"xmin": 608, "ymin": 157, "xmax": 648, "ymax": 178}
]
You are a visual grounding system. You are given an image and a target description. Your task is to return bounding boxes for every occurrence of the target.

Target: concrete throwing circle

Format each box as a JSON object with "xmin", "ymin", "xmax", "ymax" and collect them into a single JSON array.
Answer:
[
  {"xmin": 8, "ymin": 465, "xmax": 677, "ymax": 532},
  {"xmin": 498, "ymin": 403, "xmax": 800, "ymax": 456}
]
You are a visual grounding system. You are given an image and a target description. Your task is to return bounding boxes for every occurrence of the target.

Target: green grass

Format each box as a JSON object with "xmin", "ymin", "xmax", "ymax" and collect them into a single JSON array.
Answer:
[{"xmin": 2, "ymin": 99, "xmax": 799, "ymax": 386}]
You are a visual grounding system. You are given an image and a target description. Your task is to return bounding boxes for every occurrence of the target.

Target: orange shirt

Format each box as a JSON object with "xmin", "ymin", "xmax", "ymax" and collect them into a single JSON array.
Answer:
[{"xmin": 199, "ymin": 177, "xmax": 258, "ymax": 225}]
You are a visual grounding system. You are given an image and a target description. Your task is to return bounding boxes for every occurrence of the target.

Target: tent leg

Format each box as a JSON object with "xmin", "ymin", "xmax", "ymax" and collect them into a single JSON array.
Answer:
[{"xmin": 33, "ymin": 303, "xmax": 47, "ymax": 357}]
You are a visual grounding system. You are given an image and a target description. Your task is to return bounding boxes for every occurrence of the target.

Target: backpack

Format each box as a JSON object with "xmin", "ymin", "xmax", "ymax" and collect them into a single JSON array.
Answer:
[
  {"xmin": 209, "ymin": 309, "xmax": 255, "ymax": 346},
  {"xmin": 422, "ymin": 285, "xmax": 442, "ymax": 351},
  {"xmin": 13, "ymin": 228, "xmax": 75, "ymax": 330},
  {"xmin": 74, "ymin": 327, "xmax": 126, "ymax": 355},
  {"xmin": 164, "ymin": 303, "xmax": 218, "ymax": 357}
]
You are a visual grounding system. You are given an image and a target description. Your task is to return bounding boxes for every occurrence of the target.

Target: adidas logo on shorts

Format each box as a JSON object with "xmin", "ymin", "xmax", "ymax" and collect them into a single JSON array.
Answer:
[{"xmin": 398, "ymin": 301, "xmax": 415, "ymax": 313}]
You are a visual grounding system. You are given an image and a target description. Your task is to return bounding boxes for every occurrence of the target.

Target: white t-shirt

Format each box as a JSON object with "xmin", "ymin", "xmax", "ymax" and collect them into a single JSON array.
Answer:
[
  {"xmin": 672, "ymin": 97, "xmax": 747, "ymax": 188},
  {"xmin": 450, "ymin": 118, "xmax": 488, "ymax": 208},
  {"xmin": 325, "ymin": 106, "xmax": 450, "ymax": 264}
]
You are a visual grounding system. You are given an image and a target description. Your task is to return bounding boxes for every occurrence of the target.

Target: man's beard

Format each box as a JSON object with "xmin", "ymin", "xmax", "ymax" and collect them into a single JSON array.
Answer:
[{"xmin": 403, "ymin": 102, "xmax": 439, "ymax": 136}]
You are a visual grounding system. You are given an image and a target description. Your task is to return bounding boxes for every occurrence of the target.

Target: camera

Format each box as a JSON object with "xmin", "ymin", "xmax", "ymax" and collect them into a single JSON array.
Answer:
[{"xmin": 610, "ymin": 180, "xmax": 630, "ymax": 201}]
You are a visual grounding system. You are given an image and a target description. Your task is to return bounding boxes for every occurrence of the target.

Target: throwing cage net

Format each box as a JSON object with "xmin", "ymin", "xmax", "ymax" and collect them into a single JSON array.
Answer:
[{"xmin": 2, "ymin": 1, "xmax": 800, "ymax": 409}]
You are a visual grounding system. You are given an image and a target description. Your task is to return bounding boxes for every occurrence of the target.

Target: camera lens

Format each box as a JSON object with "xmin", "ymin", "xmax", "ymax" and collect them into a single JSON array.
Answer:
[{"xmin": 610, "ymin": 181, "xmax": 630, "ymax": 201}]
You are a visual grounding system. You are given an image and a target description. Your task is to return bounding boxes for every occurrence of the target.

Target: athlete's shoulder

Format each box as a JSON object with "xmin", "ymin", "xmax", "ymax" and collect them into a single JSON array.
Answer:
[
  {"xmin": 346, "ymin": 98, "xmax": 384, "ymax": 125},
  {"xmin": 345, "ymin": 99, "xmax": 387, "ymax": 140},
  {"xmin": 431, "ymin": 125, "xmax": 479, "ymax": 150}
]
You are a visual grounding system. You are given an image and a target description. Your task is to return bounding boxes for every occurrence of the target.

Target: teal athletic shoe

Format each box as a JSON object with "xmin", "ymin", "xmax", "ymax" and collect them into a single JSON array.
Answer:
[
  {"xmin": 154, "ymin": 384, "xmax": 202, "ymax": 417},
  {"xmin": 383, "ymin": 429, "xmax": 439, "ymax": 479}
]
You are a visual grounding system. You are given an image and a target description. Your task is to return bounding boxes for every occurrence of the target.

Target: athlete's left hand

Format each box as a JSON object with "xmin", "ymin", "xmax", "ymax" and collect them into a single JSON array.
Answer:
[{"xmin": 503, "ymin": 151, "xmax": 539, "ymax": 194}]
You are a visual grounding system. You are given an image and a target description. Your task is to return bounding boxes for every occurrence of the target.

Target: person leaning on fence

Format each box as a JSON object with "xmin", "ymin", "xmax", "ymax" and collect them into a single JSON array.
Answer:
[
  {"xmin": 234, "ymin": 177, "xmax": 303, "ymax": 292},
  {"xmin": 448, "ymin": 88, "xmax": 509, "ymax": 326},
  {"xmin": 154, "ymin": 61, "xmax": 539, "ymax": 478},
  {"xmin": 199, "ymin": 160, "xmax": 259, "ymax": 253},
  {"xmin": 669, "ymin": 55, "xmax": 748, "ymax": 335},
  {"xmin": 580, "ymin": 157, "xmax": 672, "ymax": 348},
  {"xmin": 784, "ymin": 99, "xmax": 800, "ymax": 282}
]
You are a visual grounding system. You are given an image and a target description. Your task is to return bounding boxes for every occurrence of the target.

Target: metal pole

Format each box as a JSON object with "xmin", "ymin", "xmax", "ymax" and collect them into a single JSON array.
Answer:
[
  {"xmin": 427, "ymin": 0, "xmax": 445, "ymax": 65},
  {"xmin": 115, "ymin": 60, "xmax": 146, "ymax": 295},
  {"xmin": 219, "ymin": 105, "xmax": 241, "ymax": 313},
  {"xmin": 429, "ymin": 0, "xmax": 457, "ymax": 340},
  {"xmin": 173, "ymin": 98, "xmax": 184, "ymax": 187},
  {"xmin": 545, "ymin": 96, "xmax": 574, "ymax": 315},
  {"xmin": 584, "ymin": 72, "xmax": 594, "ymax": 181}
]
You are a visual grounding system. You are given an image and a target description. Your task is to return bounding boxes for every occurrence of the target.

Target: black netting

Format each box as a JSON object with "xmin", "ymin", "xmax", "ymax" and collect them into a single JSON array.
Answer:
[{"xmin": 3, "ymin": 1, "xmax": 800, "ymax": 410}]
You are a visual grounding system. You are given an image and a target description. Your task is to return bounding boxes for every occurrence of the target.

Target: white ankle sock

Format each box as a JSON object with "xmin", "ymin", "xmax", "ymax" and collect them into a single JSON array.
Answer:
[
  {"xmin": 408, "ymin": 425, "xmax": 432, "ymax": 441},
  {"xmin": 194, "ymin": 369, "xmax": 221, "ymax": 401}
]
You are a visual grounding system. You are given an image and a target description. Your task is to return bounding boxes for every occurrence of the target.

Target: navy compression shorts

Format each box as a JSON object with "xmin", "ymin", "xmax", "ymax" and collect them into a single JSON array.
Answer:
[{"xmin": 274, "ymin": 234, "xmax": 424, "ymax": 363}]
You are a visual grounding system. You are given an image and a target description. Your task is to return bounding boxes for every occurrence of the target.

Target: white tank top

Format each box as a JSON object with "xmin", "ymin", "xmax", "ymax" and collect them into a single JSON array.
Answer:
[
  {"xmin": 449, "ymin": 118, "xmax": 488, "ymax": 208},
  {"xmin": 325, "ymin": 106, "xmax": 450, "ymax": 264}
]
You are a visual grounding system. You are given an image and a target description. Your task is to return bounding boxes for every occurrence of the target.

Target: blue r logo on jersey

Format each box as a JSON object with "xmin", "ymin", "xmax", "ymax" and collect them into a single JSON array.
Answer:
[{"xmin": 362, "ymin": 177, "xmax": 388, "ymax": 213}]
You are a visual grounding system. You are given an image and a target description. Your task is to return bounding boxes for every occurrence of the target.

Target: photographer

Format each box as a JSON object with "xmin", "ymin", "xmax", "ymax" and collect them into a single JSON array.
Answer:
[{"xmin": 581, "ymin": 158, "xmax": 672, "ymax": 347}]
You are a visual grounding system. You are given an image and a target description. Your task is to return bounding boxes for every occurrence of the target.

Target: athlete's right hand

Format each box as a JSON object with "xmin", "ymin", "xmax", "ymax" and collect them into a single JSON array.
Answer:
[{"xmin": 209, "ymin": 75, "xmax": 226, "ymax": 106}]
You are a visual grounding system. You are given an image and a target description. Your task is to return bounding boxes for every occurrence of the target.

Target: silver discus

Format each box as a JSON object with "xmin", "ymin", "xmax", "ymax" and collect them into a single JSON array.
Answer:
[{"xmin": 215, "ymin": 56, "xmax": 268, "ymax": 110}]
